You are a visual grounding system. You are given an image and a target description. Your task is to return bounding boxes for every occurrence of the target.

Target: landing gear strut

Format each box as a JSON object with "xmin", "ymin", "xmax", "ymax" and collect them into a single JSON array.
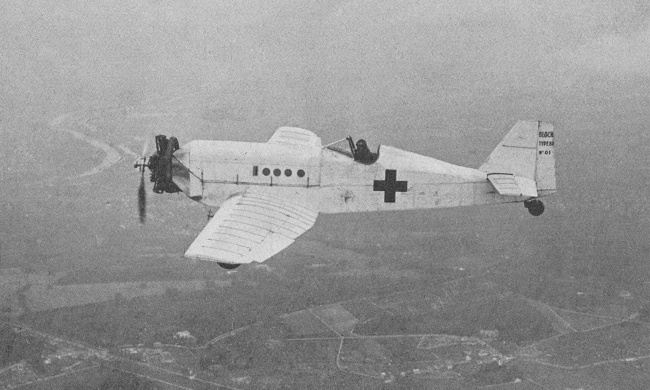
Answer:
[{"xmin": 524, "ymin": 199, "xmax": 544, "ymax": 216}]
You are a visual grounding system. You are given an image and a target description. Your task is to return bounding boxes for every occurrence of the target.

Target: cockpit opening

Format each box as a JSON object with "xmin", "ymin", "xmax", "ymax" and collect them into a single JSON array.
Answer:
[
  {"xmin": 349, "ymin": 137, "xmax": 379, "ymax": 164},
  {"xmin": 325, "ymin": 136, "xmax": 379, "ymax": 164}
]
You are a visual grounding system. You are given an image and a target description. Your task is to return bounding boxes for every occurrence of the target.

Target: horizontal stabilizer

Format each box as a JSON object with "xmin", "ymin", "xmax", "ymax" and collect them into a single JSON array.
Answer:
[{"xmin": 487, "ymin": 173, "xmax": 537, "ymax": 197}]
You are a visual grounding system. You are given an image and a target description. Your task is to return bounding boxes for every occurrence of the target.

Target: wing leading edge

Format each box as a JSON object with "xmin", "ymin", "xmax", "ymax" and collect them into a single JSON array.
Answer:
[
  {"xmin": 184, "ymin": 192, "xmax": 318, "ymax": 264},
  {"xmin": 267, "ymin": 126, "xmax": 322, "ymax": 148}
]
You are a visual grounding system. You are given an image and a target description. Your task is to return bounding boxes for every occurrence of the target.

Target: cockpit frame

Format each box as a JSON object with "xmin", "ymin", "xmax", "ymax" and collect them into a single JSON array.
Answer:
[{"xmin": 324, "ymin": 136, "xmax": 380, "ymax": 164}]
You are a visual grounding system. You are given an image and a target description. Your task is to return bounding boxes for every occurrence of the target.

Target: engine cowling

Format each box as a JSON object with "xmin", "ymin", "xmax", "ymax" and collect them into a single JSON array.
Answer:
[{"xmin": 150, "ymin": 135, "xmax": 181, "ymax": 194}]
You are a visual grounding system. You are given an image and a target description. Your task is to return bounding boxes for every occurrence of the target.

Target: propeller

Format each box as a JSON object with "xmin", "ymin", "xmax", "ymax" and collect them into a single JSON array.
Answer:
[
  {"xmin": 141, "ymin": 137, "xmax": 149, "ymax": 158},
  {"xmin": 138, "ymin": 166, "xmax": 147, "ymax": 224},
  {"xmin": 134, "ymin": 135, "xmax": 180, "ymax": 224},
  {"xmin": 136, "ymin": 139, "xmax": 149, "ymax": 224}
]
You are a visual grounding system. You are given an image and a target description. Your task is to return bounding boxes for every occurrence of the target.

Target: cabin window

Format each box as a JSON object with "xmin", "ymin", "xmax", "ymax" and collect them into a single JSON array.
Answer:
[
  {"xmin": 273, "ymin": 168, "xmax": 281, "ymax": 176},
  {"xmin": 253, "ymin": 166, "xmax": 259, "ymax": 176},
  {"xmin": 262, "ymin": 168, "xmax": 270, "ymax": 176},
  {"xmin": 297, "ymin": 169, "xmax": 305, "ymax": 177},
  {"xmin": 285, "ymin": 169, "xmax": 292, "ymax": 177}
]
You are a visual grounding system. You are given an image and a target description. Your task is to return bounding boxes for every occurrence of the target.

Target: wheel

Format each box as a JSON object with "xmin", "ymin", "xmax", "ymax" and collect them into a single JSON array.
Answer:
[
  {"xmin": 217, "ymin": 262, "xmax": 240, "ymax": 270},
  {"xmin": 524, "ymin": 199, "xmax": 544, "ymax": 216}
]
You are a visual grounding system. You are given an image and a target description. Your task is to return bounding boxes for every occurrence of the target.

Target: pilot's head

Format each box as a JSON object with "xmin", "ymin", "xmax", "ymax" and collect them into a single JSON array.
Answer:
[{"xmin": 356, "ymin": 139, "xmax": 368, "ymax": 150}]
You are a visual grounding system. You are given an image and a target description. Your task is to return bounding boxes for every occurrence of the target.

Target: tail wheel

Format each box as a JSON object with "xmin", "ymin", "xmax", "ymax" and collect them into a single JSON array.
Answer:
[{"xmin": 524, "ymin": 199, "xmax": 544, "ymax": 216}]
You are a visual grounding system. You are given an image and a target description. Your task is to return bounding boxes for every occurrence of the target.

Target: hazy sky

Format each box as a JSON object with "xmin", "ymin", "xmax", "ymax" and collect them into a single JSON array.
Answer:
[
  {"xmin": 3, "ymin": 1, "xmax": 649, "ymax": 108},
  {"xmin": 1, "ymin": 1, "xmax": 648, "ymax": 167}
]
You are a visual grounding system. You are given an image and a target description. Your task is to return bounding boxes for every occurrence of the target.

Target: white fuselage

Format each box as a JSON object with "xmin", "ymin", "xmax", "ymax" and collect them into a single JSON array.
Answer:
[{"xmin": 171, "ymin": 140, "xmax": 531, "ymax": 214}]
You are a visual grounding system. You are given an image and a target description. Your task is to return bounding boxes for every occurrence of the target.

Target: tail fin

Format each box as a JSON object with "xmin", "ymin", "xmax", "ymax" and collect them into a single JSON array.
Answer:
[{"xmin": 480, "ymin": 120, "xmax": 556, "ymax": 196}]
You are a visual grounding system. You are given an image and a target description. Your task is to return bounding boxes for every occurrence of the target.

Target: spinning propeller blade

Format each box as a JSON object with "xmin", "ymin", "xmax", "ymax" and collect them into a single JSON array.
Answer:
[
  {"xmin": 141, "ymin": 138, "xmax": 149, "ymax": 157},
  {"xmin": 134, "ymin": 135, "xmax": 180, "ymax": 224},
  {"xmin": 137, "ymin": 138, "xmax": 148, "ymax": 224},
  {"xmin": 138, "ymin": 171, "xmax": 146, "ymax": 224}
]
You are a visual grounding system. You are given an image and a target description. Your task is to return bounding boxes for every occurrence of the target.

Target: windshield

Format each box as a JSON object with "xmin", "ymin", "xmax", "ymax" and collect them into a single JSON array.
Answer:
[
  {"xmin": 325, "ymin": 136, "xmax": 379, "ymax": 164},
  {"xmin": 325, "ymin": 138, "xmax": 354, "ymax": 158}
]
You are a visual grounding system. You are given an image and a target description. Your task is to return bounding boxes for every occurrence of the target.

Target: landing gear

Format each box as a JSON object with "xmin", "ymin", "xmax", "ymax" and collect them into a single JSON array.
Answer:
[
  {"xmin": 524, "ymin": 199, "xmax": 545, "ymax": 216},
  {"xmin": 217, "ymin": 262, "xmax": 240, "ymax": 270}
]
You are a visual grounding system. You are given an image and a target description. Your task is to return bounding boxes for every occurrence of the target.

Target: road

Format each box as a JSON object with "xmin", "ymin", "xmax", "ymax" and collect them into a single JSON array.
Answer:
[
  {"xmin": 104, "ymin": 359, "xmax": 238, "ymax": 390},
  {"xmin": 2, "ymin": 320, "xmax": 240, "ymax": 390}
]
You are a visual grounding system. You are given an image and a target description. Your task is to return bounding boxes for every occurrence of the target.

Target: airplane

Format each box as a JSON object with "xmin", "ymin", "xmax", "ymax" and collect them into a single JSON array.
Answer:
[{"xmin": 135, "ymin": 120, "xmax": 556, "ymax": 270}]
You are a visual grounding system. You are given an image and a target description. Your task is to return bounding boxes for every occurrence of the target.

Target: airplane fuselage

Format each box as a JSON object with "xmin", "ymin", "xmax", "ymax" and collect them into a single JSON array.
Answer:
[{"xmin": 171, "ymin": 139, "xmax": 543, "ymax": 214}]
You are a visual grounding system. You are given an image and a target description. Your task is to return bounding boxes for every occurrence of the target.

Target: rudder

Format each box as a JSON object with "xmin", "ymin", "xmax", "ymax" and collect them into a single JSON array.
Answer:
[{"xmin": 535, "ymin": 122, "xmax": 556, "ymax": 194}]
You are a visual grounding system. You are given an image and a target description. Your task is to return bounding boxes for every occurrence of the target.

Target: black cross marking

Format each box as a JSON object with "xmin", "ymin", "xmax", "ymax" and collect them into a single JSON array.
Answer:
[{"xmin": 373, "ymin": 169, "xmax": 408, "ymax": 203}]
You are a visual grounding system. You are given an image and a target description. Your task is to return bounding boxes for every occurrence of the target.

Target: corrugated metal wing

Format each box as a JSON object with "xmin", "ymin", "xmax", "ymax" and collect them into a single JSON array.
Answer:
[
  {"xmin": 267, "ymin": 126, "xmax": 322, "ymax": 148},
  {"xmin": 184, "ymin": 192, "xmax": 318, "ymax": 264}
]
